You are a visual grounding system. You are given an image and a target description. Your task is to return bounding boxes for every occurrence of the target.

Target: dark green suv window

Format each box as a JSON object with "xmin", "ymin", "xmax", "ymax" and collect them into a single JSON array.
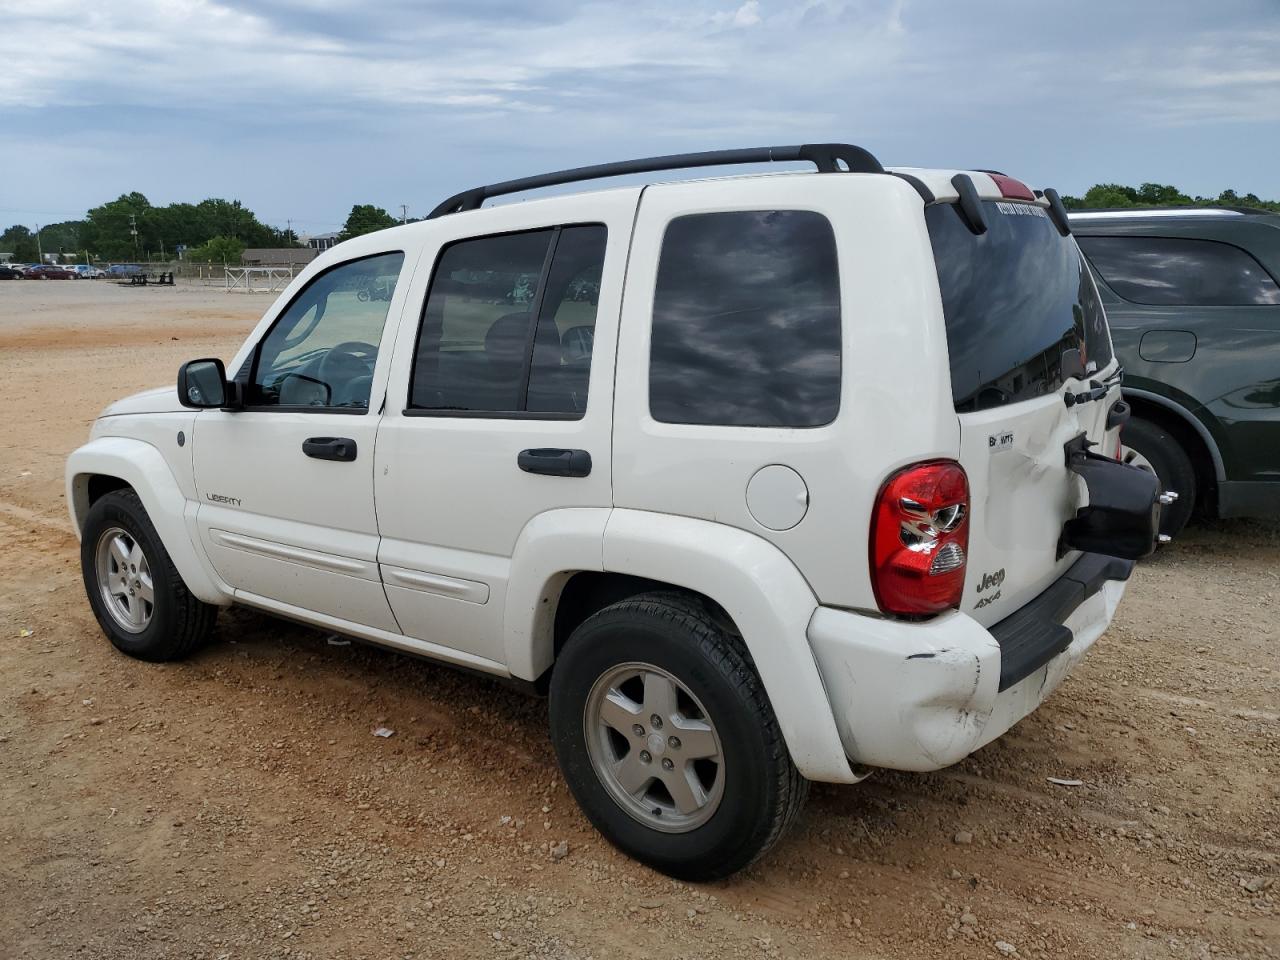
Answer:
[{"xmin": 1078, "ymin": 236, "xmax": 1280, "ymax": 306}]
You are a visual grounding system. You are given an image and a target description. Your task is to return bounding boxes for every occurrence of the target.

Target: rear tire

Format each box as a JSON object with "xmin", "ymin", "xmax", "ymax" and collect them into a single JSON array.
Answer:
[
  {"xmin": 81, "ymin": 489, "xmax": 217, "ymax": 661},
  {"xmin": 549, "ymin": 592, "xmax": 807, "ymax": 881},
  {"xmin": 1121, "ymin": 417, "xmax": 1196, "ymax": 538}
]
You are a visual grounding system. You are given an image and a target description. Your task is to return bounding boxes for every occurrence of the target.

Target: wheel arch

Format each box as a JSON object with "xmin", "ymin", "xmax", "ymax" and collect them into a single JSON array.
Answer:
[
  {"xmin": 504, "ymin": 508, "xmax": 859, "ymax": 784},
  {"xmin": 66, "ymin": 437, "xmax": 231, "ymax": 605},
  {"xmin": 1123, "ymin": 388, "xmax": 1223, "ymax": 514}
]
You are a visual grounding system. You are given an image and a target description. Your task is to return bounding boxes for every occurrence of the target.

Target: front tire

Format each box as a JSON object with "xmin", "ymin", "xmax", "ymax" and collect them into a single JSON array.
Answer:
[
  {"xmin": 81, "ymin": 489, "xmax": 217, "ymax": 661},
  {"xmin": 1120, "ymin": 417, "xmax": 1197, "ymax": 537},
  {"xmin": 549, "ymin": 592, "xmax": 807, "ymax": 880}
]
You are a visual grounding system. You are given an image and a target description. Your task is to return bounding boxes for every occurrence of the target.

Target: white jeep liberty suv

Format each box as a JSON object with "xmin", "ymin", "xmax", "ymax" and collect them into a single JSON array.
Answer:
[{"xmin": 67, "ymin": 144, "xmax": 1170, "ymax": 880}]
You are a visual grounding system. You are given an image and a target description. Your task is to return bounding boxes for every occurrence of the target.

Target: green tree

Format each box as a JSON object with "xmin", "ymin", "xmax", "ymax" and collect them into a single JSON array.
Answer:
[
  {"xmin": 38, "ymin": 220, "xmax": 85, "ymax": 261},
  {"xmin": 1133, "ymin": 183, "xmax": 1193, "ymax": 206},
  {"xmin": 78, "ymin": 192, "xmax": 295, "ymax": 260},
  {"xmin": 1, "ymin": 224, "xmax": 39, "ymax": 262},
  {"xmin": 186, "ymin": 235, "xmax": 245, "ymax": 264},
  {"xmin": 339, "ymin": 204, "xmax": 398, "ymax": 241},
  {"xmin": 81, "ymin": 192, "xmax": 153, "ymax": 260},
  {"xmin": 1081, "ymin": 183, "xmax": 1138, "ymax": 208},
  {"xmin": 1207, "ymin": 189, "xmax": 1280, "ymax": 212},
  {"xmin": 1062, "ymin": 182, "xmax": 1280, "ymax": 213}
]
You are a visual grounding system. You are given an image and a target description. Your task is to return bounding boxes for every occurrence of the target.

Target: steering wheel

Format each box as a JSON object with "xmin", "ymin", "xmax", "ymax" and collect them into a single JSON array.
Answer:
[
  {"xmin": 281, "ymin": 298, "xmax": 327, "ymax": 349},
  {"xmin": 318, "ymin": 341, "xmax": 378, "ymax": 393}
]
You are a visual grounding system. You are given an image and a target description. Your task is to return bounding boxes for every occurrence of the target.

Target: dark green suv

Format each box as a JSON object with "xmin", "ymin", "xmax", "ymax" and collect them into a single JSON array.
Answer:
[{"xmin": 1069, "ymin": 208, "xmax": 1280, "ymax": 535}]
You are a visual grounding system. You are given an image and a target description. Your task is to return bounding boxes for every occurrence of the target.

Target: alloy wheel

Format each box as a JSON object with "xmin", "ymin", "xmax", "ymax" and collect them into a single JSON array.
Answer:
[
  {"xmin": 583, "ymin": 661, "xmax": 725, "ymax": 833},
  {"xmin": 94, "ymin": 526, "xmax": 154, "ymax": 634}
]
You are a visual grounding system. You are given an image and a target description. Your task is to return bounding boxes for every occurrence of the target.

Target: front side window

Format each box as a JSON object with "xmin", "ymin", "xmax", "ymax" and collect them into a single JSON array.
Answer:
[
  {"xmin": 409, "ymin": 224, "xmax": 607, "ymax": 417},
  {"xmin": 649, "ymin": 210, "xmax": 841, "ymax": 428},
  {"xmin": 249, "ymin": 252, "xmax": 404, "ymax": 410},
  {"xmin": 1076, "ymin": 235, "xmax": 1280, "ymax": 306}
]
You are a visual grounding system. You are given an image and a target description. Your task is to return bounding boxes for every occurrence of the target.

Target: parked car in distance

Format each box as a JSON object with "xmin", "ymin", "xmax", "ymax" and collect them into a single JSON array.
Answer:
[
  {"xmin": 0, "ymin": 265, "xmax": 24, "ymax": 279},
  {"xmin": 107, "ymin": 264, "xmax": 144, "ymax": 278},
  {"xmin": 68, "ymin": 144, "xmax": 1170, "ymax": 880},
  {"xmin": 1070, "ymin": 208, "xmax": 1280, "ymax": 534},
  {"xmin": 24, "ymin": 264, "xmax": 78, "ymax": 279},
  {"xmin": 72, "ymin": 264, "xmax": 106, "ymax": 279}
]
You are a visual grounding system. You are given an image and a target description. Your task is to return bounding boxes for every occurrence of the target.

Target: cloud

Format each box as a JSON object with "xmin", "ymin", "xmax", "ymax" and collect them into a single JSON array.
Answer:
[
  {"xmin": 0, "ymin": 0, "xmax": 1278, "ymax": 228},
  {"xmin": 0, "ymin": 1, "xmax": 908, "ymax": 114},
  {"xmin": 1101, "ymin": 29, "xmax": 1280, "ymax": 125}
]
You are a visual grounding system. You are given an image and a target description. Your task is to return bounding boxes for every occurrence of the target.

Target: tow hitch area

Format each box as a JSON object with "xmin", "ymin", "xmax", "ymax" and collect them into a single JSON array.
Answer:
[{"xmin": 1059, "ymin": 434, "xmax": 1173, "ymax": 560}]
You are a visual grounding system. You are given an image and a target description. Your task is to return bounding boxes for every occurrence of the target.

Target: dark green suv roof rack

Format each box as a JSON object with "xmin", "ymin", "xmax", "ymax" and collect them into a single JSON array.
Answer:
[{"xmin": 428, "ymin": 143, "xmax": 886, "ymax": 218}]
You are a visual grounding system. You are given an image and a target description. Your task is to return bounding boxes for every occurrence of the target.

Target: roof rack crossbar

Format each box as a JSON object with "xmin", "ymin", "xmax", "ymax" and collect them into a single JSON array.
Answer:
[{"xmin": 427, "ymin": 143, "xmax": 884, "ymax": 218}]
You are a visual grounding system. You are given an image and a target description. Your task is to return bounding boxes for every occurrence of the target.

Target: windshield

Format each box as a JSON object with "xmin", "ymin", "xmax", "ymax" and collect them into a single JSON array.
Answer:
[{"xmin": 927, "ymin": 200, "xmax": 1112, "ymax": 412}]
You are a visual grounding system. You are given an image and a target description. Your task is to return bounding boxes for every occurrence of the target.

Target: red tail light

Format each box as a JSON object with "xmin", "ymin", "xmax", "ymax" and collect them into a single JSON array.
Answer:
[{"xmin": 870, "ymin": 460, "xmax": 970, "ymax": 616}]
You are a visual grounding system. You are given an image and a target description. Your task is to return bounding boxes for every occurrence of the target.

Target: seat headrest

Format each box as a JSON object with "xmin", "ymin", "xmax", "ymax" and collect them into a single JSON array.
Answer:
[
  {"xmin": 485, "ymin": 311, "xmax": 564, "ymax": 362},
  {"xmin": 484, "ymin": 312, "xmax": 531, "ymax": 359}
]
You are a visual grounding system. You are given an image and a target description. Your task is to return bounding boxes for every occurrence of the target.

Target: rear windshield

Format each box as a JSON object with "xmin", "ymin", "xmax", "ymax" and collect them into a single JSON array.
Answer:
[{"xmin": 926, "ymin": 201, "xmax": 1112, "ymax": 412}]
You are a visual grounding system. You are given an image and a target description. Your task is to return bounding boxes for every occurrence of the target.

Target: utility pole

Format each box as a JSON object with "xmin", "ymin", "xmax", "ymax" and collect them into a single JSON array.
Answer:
[
  {"xmin": 400, "ymin": 204, "xmax": 408, "ymax": 224},
  {"xmin": 35, "ymin": 224, "xmax": 42, "ymax": 262},
  {"xmin": 129, "ymin": 213, "xmax": 139, "ymax": 260}
]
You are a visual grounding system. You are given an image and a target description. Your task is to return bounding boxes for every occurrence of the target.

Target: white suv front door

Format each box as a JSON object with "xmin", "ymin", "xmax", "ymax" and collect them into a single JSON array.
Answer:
[
  {"xmin": 193, "ymin": 251, "xmax": 410, "ymax": 631},
  {"xmin": 373, "ymin": 190, "xmax": 638, "ymax": 670}
]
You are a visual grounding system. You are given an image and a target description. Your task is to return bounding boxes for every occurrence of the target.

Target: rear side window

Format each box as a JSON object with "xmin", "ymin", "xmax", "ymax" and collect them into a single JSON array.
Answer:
[
  {"xmin": 1076, "ymin": 236, "xmax": 1280, "ymax": 306},
  {"xmin": 927, "ymin": 201, "xmax": 1112, "ymax": 412},
  {"xmin": 409, "ymin": 225, "xmax": 607, "ymax": 418},
  {"xmin": 649, "ymin": 210, "xmax": 841, "ymax": 427}
]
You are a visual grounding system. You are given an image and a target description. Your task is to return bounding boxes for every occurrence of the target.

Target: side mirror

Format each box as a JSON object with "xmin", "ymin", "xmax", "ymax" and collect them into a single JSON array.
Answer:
[{"xmin": 178, "ymin": 358, "xmax": 229, "ymax": 408}]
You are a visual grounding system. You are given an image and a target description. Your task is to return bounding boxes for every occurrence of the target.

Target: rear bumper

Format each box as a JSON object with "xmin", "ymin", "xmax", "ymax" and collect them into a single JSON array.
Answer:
[
  {"xmin": 807, "ymin": 552, "xmax": 1130, "ymax": 773},
  {"xmin": 991, "ymin": 553, "xmax": 1133, "ymax": 691}
]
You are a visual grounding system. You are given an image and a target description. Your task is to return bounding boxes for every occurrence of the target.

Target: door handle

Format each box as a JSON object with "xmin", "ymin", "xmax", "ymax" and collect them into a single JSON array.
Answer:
[
  {"xmin": 517, "ymin": 448, "xmax": 592, "ymax": 478},
  {"xmin": 302, "ymin": 437, "xmax": 358, "ymax": 462}
]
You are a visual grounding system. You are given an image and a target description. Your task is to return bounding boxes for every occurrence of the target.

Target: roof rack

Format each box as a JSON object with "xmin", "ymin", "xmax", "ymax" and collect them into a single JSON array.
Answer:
[{"xmin": 428, "ymin": 143, "xmax": 885, "ymax": 218}]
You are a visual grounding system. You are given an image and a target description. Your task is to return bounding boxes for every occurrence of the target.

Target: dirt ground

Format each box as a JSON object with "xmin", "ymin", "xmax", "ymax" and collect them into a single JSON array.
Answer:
[{"xmin": 0, "ymin": 279, "xmax": 1275, "ymax": 960}]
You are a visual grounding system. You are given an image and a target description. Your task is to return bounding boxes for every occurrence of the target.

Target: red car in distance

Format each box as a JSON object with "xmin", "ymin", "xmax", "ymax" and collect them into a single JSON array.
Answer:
[{"xmin": 24, "ymin": 264, "xmax": 78, "ymax": 279}]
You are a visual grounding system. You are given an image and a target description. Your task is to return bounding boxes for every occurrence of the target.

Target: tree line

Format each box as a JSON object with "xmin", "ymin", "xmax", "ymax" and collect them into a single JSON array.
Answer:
[
  {"xmin": 3, "ymin": 183, "xmax": 1276, "ymax": 265},
  {"xmin": 1, "ymin": 196, "xmax": 406, "ymax": 264},
  {"xmin": 1059, "ymin": 182, "xmax": 1280, "ymax": 212}
]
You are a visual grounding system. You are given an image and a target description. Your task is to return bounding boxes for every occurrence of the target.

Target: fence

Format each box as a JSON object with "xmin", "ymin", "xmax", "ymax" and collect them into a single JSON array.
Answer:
[
  {"xmin": 223, "ymin": 266, "xmax": 298, "ymax": 293},
  {"xmin": 103, "ymin": 261, "xmax": 231, "ymax": 284},
  {"xmin": 97, "ymin": 261, "xmax": 301, "ymax": 290}
]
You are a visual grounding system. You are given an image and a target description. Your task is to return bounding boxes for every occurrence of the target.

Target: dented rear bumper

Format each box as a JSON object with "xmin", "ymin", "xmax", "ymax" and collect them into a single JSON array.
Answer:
[{"xmin": 807, "ymin": 567, "xmax": 1128, "ymax": 772}]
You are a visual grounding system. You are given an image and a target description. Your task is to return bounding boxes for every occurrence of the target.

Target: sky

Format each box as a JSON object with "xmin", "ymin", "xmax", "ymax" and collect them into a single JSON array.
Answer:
[{"xmin": 2, "ymin": 0, "xmax": 1279, "ymax": 236}]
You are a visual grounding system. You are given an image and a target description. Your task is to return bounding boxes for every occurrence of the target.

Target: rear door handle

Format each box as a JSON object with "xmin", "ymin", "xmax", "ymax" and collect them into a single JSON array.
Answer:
[
  {"xmin": 517, "ymin": 448, "xmax": 592, "ymax": 478},
  {"xmin": 302, "ymin": 437, "xmax": 358, "ymax": 462}
]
